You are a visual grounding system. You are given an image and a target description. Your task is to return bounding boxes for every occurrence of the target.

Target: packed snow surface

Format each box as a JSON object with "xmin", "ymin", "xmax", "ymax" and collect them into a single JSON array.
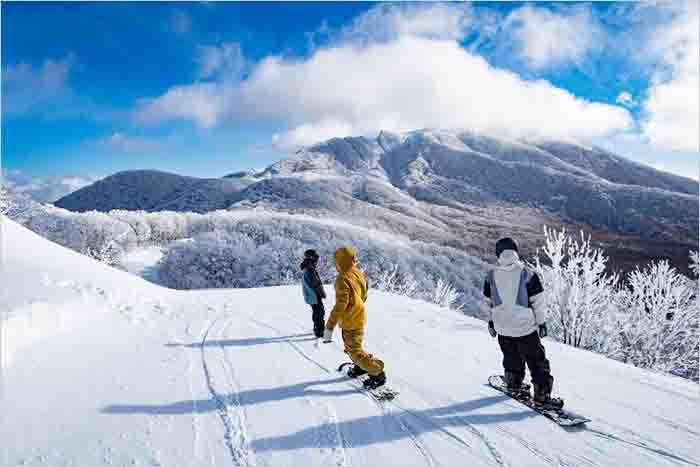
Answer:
[{"xmin": 2, "ymin": 217, "xmax": 699, "ymax": 466}]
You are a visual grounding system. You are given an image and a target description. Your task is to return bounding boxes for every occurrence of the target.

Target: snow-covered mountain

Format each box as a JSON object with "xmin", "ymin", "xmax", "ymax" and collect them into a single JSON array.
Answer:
[
  {"xmin": 55, "ymin": 170, "xmax": 256, "ymax": 213},
  {"xmin": 54, "ymin": 129, "xmax": 698, "ymax": 272},
  {"xmin": 3, "ymin": 216, "xmax": 699, "ymax": 466}
]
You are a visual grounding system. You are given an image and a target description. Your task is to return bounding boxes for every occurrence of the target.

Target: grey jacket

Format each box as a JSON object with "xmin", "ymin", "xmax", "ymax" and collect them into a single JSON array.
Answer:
[{"xmin": 483, "ymin": 250, "xmax": 546, "ymax": 337}]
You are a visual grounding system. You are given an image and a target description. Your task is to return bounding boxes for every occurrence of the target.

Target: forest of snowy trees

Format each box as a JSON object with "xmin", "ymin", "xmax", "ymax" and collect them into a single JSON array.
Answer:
[
  {"xmin": 2, "ymin": 190, "xmax": 698, "ymax": 381},
  {"xmin": 534, "ymin": 227, "xmax": 698, "ymax": 381}
]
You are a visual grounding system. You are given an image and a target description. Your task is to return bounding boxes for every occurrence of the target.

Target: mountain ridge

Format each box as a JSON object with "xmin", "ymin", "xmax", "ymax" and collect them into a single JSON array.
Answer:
[{"xmin": 53, "ymin": 129, "xmax": 699, "ymax": 273}]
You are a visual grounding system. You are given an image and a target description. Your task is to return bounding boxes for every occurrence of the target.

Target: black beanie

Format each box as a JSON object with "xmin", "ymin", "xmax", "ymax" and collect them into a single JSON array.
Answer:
[
  {"xmin": 495, "ymin": 238, "xmax": 518, "ymax": 257},
  {"xmin": 304, "ymin": 249, "xmax": 319, "ymax": 260}
]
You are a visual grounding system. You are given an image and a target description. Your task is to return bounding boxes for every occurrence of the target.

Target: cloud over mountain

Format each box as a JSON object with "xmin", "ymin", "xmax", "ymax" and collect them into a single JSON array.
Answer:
[{"xmin": 139, "ymin": 34, "xmax": 633, "ymax": 148}]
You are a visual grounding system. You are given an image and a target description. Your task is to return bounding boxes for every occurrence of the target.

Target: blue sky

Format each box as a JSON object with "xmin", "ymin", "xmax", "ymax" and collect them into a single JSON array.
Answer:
[{"xmin": 2, "ymin": 1, "xmax": 698, "ymax": 199}]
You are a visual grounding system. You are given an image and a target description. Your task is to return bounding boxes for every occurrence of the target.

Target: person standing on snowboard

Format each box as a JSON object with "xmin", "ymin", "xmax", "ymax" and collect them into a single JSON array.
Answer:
[
  {"xmin": 323, "ymin": 246, "xmax": 387, "ymax": 390},
  {"xmin": 301, "ymin": 249, "xmax": 327, "ymax": 338},
  {"xmin": 484, "ymin": 237, "xmax": 561, "ymax": 408}
]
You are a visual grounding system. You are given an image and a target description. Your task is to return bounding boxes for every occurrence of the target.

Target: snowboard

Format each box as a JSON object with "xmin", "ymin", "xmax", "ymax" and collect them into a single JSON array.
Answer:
[
  {"xmin": 338, "ymin": 362, "xmax": 399, "ymax": 401},
  {"xmin": 488, "ymin": 375, "xmax": 590, "ymax": 427}
]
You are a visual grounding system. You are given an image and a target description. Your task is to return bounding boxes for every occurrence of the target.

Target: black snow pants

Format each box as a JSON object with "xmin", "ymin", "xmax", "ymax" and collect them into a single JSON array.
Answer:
[
  {"xmin": 311, "ymin": 301, "xmax": 325, "ymax": 338},
  {"xmin": 498, "ymin": 331, "xmax": 553, "ymax": 391}
]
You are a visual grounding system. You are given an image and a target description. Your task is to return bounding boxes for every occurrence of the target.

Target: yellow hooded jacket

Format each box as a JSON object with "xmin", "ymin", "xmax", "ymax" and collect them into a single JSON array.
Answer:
[{"xmin": 326, "ymin": 246, "xmax": 368, "ymax": 331}]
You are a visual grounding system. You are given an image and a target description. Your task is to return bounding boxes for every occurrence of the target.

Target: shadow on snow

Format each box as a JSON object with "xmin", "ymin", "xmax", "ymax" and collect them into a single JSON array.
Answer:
[
  {"xmin": 165, "ymin": 333, "xmax": 318, "ymax": 348},
  {"xmin": 103, "ymin": 378, "xmax": 535, "ymax": 451}
]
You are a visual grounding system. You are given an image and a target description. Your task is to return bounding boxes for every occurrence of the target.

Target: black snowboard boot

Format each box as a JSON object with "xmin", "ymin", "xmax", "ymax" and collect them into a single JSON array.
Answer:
[
  {"xmin": 346, "ymin": 365, "xmax": 368, "ymax": 379},
  {"xmin": 504, "ymin": 371, "xmax": 524, "ymax": 390},
  {"xmin": 504, "ymin": 372, "xmax": 528, "ymax": 397},
  {"xmin": 533, "ymin": 383, "xmax": 564, "ymax": 409},
  {"xmin": 363, "ymin": 372, "xmax": 386, "ymax": 390}
]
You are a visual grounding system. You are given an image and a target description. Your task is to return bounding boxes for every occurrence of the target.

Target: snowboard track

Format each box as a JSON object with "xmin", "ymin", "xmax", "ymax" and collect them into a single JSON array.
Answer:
[
  {"xmin": 200, "ymin": 316, "xmax": 256, "ymax": 466},
  {"xmin": 248, "ymin": 315, "xmax": 437, "ymax": 467},
  {"xmin": 383, "ymin": 333, "xmax": 509, "ymax": 467},
  {"xmin": 236, "ymin": 309, "xmax": 351, "ymax": 467}
]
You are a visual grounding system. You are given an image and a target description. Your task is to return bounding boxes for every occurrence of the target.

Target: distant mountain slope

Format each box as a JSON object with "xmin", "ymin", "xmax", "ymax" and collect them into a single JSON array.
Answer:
[
  {"xmin": 53, "ymin": 129, "xmax": 698, "ymax": 272},
  {"xmin": 531, "ymin": 141, "xmax": 698, "ymax": 195},
  {"xmin": 54, "ymin": 170, "xmax": 255, "ymax": 213}
]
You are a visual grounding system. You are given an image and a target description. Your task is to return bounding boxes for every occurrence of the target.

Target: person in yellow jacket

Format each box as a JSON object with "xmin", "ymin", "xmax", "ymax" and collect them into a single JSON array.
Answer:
[{"xmin": 323, "ymin": 245, "xmax": 387, "ymax": 389}]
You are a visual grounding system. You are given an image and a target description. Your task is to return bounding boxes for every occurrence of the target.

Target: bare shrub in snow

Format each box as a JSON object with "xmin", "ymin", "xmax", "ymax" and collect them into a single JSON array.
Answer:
[
  {"xmin": 431, "ymin": 278, "xmax": 463, "ymax": 312},
  {"xmin": 533, "ymin": 227, "xmax": 619, "ymax": 351},
  {"xmin": 371, "ymin": 264, "xmax": 420, "ymax": 298}
]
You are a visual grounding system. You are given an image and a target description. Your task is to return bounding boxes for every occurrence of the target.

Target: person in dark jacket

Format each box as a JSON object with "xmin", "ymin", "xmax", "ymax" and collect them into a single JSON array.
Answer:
[
  {"xmin": 484, "ymin": 237, "xmax": 561, "ymax": 408},
  {"xmin": 301, "ymin": 249, "xmax": 327, "ymax": 338}
]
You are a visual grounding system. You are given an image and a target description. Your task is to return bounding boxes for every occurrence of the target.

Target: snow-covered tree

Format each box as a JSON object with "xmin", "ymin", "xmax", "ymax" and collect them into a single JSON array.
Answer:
[
  {"xmin": 615, "ymin": 260, "xmax": 698, "ymax": 380},
  {"xmin": 371, "ymin": 264, "xmax": 420, "ymax": 299},
  {"xmin": 533, "ymin": 227, "xmax": 619, "ymax": 350},
  {"xmin": 431, "ymin": 277, "xmax": 463, "ymax": 312},
  {"xmin": 153, "ymin": 213, "xmax": 484, "ymax": 314},
  {"xmin": 0, "ymin": 184, "xmax": 9, "ymax": 215},
  {"xmin": 86, "ymin": 239, "xmax": 124, "ymax": 267}
]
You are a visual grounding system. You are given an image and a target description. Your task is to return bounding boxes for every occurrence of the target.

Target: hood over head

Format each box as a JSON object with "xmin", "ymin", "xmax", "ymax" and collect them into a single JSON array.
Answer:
[
  {"xmin": 334, "ymin": 246, "xmax": 357, "ymax": 273},
  {"xmin": 497, "ymin": 249, "xmax": 523, "ymax": 269}
]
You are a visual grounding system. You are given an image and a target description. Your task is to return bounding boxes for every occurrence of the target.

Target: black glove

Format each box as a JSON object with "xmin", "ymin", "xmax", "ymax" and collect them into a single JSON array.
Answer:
[
  {"xmin": 488, "ymin": 320, "xmax": 497, "ymax": 338},
  {"xmin": 538, "ymin": 323, "xmax": 548, "ymax": 338}
]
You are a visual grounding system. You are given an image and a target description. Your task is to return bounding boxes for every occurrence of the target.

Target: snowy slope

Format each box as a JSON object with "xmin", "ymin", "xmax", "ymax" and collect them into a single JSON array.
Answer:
[{"xmin": 3, "ymin": 217, "xmax": 699, "ymax": 466}]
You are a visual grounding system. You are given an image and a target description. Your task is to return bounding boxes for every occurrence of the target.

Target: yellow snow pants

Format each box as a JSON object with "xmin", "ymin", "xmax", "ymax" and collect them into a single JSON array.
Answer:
[{"xmin": 341, "ymin": 329, "xmax": 385, "ymax": 376}]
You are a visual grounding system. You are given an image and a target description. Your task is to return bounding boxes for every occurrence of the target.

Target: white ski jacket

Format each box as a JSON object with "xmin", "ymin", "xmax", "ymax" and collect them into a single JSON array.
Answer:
[{"xmin": 483, "ymin": 250, "xmax": 546, "ymax": 338}]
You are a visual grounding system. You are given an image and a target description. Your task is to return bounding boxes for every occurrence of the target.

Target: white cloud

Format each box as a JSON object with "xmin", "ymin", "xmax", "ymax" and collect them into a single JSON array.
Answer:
[
  {"xmin": 196, "ymin": 42, "xmax": 246, "ymax": 80},
  {"xmin": 1, "ymin": 55, "xmax": 74, "ymax": 115},
  {"xmin": 136, "ymin": 83, "xmax": 231, "ymax": 129},
  {"xmin": 640, "ymin": 1, "xmax": 699, "ymax": 152},
  {"xmin": 503, "ymin": 5, "xmax": 604, "ymax": 69},
  {"xmin": 338, "ymin": 3, "xmax": 473, "ymax": 44},
  {"xmin": 138, "ymin": 34, "xmax": 633, "ymax": 147},
  {"xmin": 273, "ymin": 120, "xmax": 355, "ymax": 149},
  {"xmin": 2, "ymin": 170, "xmax": 102, "ymax": 203},
  {"xmin": 615, "ymin": 91, "xmax": 637, "ymax": 107}
]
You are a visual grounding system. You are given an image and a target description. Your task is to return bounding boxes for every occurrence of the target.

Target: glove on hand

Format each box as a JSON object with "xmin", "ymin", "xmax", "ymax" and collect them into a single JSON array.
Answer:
[
  {"xmin": 538, "ymin": 323, "xmax": 548, "ymax": 338},
  {"xmin": 488, "ymin": 320, "xmax": 497, "ymax": 338},
  {"xmin": 323, "ymin": 328, "xmax": 333, "ymax": 343}
]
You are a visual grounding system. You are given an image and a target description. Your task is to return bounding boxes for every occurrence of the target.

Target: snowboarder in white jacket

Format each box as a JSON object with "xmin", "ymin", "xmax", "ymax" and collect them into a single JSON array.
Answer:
[
  {"xmin": 484, "ymin": 238, "xmax": 559, "ymax": 407},
  {"xmin": 301, "ymin": 249, "xmax": 327, "ymax": 338}
]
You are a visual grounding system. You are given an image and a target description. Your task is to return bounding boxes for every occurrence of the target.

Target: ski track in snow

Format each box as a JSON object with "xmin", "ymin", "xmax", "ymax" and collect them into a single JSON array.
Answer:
[
  {"xmin": 241, "ymin": 315, "xmax": 356, "ymax": 466},
  {"xmin": 307, "ymin": 395, "xmax": 351, "ymax": 467},
  {"xmin": 368, "ymin": 329, "xmax": 507, "ymax": 467},
  {"xmin": 199, "ymin": 314, "xmax": 256, "ymax": 466},
  {"xmin": 223, "ymin": 304, "xmax": 352, "ymax": 467},
  {"xmin": 184, "ymin": 320, "xmax": 204, "ymax": 464},
  {"xmin": 587, "ymin": 422, "xmax": 699, "ymax": 466},
  {"xmin": 403, "ymin": 336, "xmax": 698, "ymax": 467},
  {"xmin": 272, "ymin": 307, "xmax": 532, "ymax": 467},
  {"xmin": 247, "ymin": 314, "xmax": 437, "ymax": 467}
]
